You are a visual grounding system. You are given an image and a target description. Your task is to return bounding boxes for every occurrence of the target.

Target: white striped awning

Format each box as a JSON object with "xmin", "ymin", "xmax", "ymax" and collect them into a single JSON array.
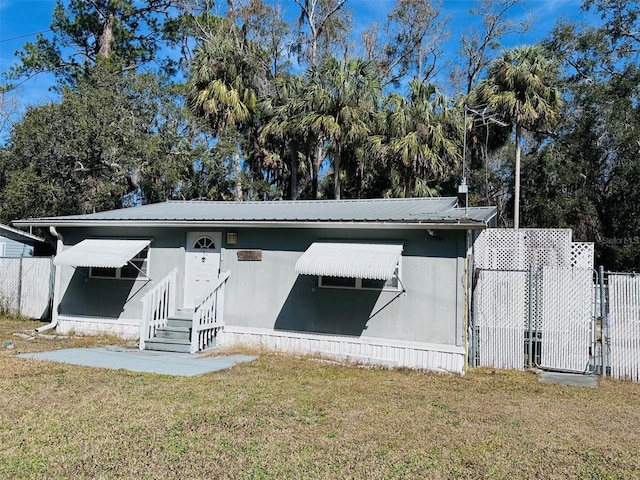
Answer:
[
  {"xmin": 54, "ymin": 239, "xmax": 151, "ymax": 268},
  {"xmin": 295, "ymin": 242, "xmax": 403, "ymax": 280}
]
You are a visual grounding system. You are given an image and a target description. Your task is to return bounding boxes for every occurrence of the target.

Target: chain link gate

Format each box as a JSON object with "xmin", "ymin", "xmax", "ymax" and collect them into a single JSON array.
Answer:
[
  {"xmin": 471, "ymin": 229, "xmax": 597, "ymax": 372},
  {"xmin": 472, "ymin": 268, "xmax": 530, "ymax": 369},
  {"xmin": 472, "ymin": 266, "xmax": 596, "ymax": 372},
  {"xmin": 537, "ymin": 267, "xmax": 594, "ymax": 372}
]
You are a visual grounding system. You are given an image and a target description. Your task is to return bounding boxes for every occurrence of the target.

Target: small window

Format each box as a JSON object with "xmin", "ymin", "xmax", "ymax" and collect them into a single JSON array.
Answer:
[
  {"xmin": 361, "ymin": 278, "xmax": 387, "ymax": 289},
  {"xmin": 321, "ymin": 276, "xmax": 357, "ymax": 288},
  {"xmin": 319, "ymin": 263, "xmax": 401, "ymax": 292},
  {"xmin": 90, "ymin": 247, "xmax": 149, "ymax": 280}
]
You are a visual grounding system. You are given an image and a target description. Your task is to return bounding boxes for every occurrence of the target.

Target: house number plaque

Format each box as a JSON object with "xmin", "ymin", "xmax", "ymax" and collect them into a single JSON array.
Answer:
[{"xmin": 237, "ymin": 250, "xmax": 262, "ymax": 261}]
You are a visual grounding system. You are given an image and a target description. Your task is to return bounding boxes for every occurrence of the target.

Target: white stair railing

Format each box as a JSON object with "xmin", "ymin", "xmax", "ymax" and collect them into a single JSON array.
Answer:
[
  {"xmin": 140, "ymin": 268, "xmax": 177, "ymax": 350},
  {"xmin": 191, "ymin": 270, "xmax": 230, "ymax": 354}
]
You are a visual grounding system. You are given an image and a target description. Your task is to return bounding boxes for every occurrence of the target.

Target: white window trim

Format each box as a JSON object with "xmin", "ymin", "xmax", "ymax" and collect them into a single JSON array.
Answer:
[
  {"xmin": 0, "ymin": 242, "xmax": 5, "ymax": 257},
  {"xmin": 89, "ymin": 246, "xmax": 150, "ymax": 281},
  {"xmin": 318, "ymin": 260, "xmax": 402, "ymax": 292}
]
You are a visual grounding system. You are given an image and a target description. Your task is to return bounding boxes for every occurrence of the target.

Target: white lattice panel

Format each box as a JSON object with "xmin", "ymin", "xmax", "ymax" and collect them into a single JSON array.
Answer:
[
  {"xmin": 539, "ymin": 267, "xmax": 593, "ymax": 372},
  {"xmin": 474, "ymin": 229, "xmax": 573, "ymax": 270},
  {"xmin": 570, "ymin": 242, "xmax": 594, "ymax": 269},
  {"xmin": 608, "ymin": 275, "xmax": 640, "ymax": 382},
  {"xmin": 473, "ymin": 229, "xmax": 524, "ymax": 269},
  {"xmin": 475, "ymin": 270, "xmax": 528, "ymax": 370}
]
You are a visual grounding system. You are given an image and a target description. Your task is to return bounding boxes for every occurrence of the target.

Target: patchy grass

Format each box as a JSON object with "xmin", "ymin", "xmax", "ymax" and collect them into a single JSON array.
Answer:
[
  {"xmin": 1, "ymin": 317, "xmax": 640, "ymax": 479},
  {"xmin": 0, "ymin": 316, "xmax": 128, "ymax": 355}
]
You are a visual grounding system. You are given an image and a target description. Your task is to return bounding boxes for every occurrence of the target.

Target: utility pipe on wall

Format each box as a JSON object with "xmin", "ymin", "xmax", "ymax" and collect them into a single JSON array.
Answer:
[{"xmin": 35, "ymin": 227, "xmax": 63, "ymax": 333}]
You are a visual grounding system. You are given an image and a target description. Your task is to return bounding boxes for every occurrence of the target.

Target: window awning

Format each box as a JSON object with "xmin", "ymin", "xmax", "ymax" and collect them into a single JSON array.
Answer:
[
  {"xmin": 54, "ymin": 239, "xmax": 151, "ymax": 268},
  {"xmin": 295, "ymin": 242, "xmax": 403, "ymax": 280}
]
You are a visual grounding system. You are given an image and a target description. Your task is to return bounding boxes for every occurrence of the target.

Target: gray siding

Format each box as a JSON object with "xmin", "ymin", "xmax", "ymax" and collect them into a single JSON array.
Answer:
[
  {"xmin": 57, "ymin": 228, "xmax": 185, "ymax": 320},
  {"xmin": 0, "ymin": 235, "xmax": 34, "ymax": 257},
  {"xmin": 222, "ymin": 228, "xmax": 465, "ymax": 347},
  {"xmin": 56, "ymin": 225, "xmax": 467, "ymax": 348}
]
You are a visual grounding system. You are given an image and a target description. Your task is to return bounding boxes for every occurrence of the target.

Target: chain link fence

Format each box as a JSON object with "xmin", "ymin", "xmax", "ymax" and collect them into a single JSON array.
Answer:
[
  {"xmin": 473, "ymin": 265, "xmax": 640, "ymax": 383},
  {"xmin": 606, "ymin": 272, "xmax": 640, "ymax": 382},
  {"xmin": 473, "ymin": 266, "xmax": 595, "ymax": 373},
  {"xmin": 0, "ymin": 257, "xmax": 53, "ymax": 319}
]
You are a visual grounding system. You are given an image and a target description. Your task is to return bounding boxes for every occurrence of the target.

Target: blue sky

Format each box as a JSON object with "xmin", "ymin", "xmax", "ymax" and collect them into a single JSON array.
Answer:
[{"xmin": 0, "ymin": 0, "xmax": 587, "ymax": 109}]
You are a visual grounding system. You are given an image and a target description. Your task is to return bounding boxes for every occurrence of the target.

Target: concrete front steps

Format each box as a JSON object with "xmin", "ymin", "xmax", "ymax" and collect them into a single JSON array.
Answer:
[{"xmin": 144, "ymin": 309, "xmax": 193, "ymax": 353}]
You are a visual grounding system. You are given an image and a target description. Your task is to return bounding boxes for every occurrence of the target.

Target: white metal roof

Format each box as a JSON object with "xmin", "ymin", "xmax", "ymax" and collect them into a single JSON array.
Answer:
[
  {"xmin": 295, "ymin": 242, "xmax": 403, "ymax": 280},
  {"xmin": 53, "ymin": 239, "xmax": 150, "ymax": 268},
  {"xmin": 15, "ymin": 197, "xmax": 497, "ymax": 230}
]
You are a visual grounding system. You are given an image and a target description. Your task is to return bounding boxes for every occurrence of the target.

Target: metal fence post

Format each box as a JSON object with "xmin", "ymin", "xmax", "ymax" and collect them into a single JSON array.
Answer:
[
  {"xmin": 591, "ymin": 268, "xmax": 598, "ymax": 374},
  {"xmin": 469, "ymin": 261, "xmax": 476, "ymax": 369},
  {"xmin": 528, "ymin": 266, "xmax": 534, "ymax": 369},
  {"xmin": 17, "ymin": 257, "xmax": 24, "ymax": 316},
  {"xmin": 598, "ymin": 265, "xmax": 606, "ymax": 377}
]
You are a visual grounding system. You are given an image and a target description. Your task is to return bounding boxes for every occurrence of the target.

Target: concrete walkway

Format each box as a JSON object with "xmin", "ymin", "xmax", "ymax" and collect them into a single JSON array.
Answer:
[
  {"xmin": 18, "ymin": 346, "xmax": 257, "ymax": 377},
  {"xmin": 539, "ymin": 371, "xmax": 598, "ymax": 388}
]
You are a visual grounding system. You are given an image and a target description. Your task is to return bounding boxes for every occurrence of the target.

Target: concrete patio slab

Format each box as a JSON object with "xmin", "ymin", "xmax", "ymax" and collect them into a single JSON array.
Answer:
[
  {"xmin": 18, "ymin": 346, "xmax": 257, "ymax": 377},
  {"xmin": 539, "ymin": 371, "xmax": 598, "ymax": 388}
]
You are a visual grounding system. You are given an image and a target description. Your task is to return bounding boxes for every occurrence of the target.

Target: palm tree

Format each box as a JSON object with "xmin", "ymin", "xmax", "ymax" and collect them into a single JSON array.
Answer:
[
  {"xmin": 383, "ymin": 80, "xmax": 461, "ymax": 197},
  {"xmin": 260, "ymin": 74, "xmax": 315, "ymax": 199},
  {"xmin": 301, "ymin": 57, "xmax": 382, "ymax": 199},
  {"xmin": 186, "ymin": 18, "xmax": 265, "ymax": 200},
  {"xmin": 472, "ymin": 45, "xmax": 561, "ymax": 228}
]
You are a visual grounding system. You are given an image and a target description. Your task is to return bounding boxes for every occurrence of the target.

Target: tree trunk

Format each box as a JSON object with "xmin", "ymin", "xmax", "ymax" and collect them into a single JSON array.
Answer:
[
  {"xmin": 514, "ymin": 123, "xmax": 521, "ymax": 229},
  {"xmin": 98, "ymin": 3, "xmax": 115, "ymax": 58},
  {"xmin": 290, "ymin": 152, "xmax": 298, "ymax": 200},
  {"xmin": 312, "ymin": 147, "xmax": 321, "ymax": 199},
  {"xmin": 234, "ymin": 152, "xmax": 243, "ymax": 201},
  {"xmin": 334, "ymin": 142, "xmax": 341, "ymax": 200}
]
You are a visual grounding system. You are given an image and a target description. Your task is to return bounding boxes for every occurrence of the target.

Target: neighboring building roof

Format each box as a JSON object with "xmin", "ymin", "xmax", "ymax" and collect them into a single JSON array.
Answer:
[
  {"xmin": 14, "ymin": 197, "xmax": 497, "ymax": 230},
  {"xmin": 0, "ymin": 223, "xmax": 47, "ymax": 245}
]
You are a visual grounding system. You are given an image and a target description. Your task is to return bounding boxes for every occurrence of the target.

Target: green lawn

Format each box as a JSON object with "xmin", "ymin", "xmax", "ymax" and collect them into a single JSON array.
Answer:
[{"xmin": 1, "ymin": 317, "xmax": 639, "ymax": 479}]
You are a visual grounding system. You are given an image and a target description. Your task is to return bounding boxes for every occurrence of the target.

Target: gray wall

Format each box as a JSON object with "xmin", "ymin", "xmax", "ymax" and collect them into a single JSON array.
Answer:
[
  {"xmin": 222, "ymin": 228, "xmax": 465, "ymax": 347},
  {"xmin": 0, "ymin": 235, "xmax": 34, "ymax": 257},
  {"xmin": 56, "ymin": 225, "xmax": 467, "ymax": 347},
  {"xmin": 57, "ymin": 227, "xmax": 185, "ymax": 319}
]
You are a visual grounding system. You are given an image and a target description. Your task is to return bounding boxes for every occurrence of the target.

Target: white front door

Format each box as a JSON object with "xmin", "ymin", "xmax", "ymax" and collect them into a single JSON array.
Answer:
[{"xmin": 184, "ymin": 232, "xmax": 222, "ymax": 309}]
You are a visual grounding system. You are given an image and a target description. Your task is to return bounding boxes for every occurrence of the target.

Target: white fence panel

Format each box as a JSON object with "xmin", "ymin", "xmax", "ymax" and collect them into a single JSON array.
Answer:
[
  {"xmin": 539, "ymin": 267, "xmax": 592, "ymax": 372},
  {"xmin": 608, "ymin": 274, "xmax": 640, "ymax": 382},
  {"xmin": 20, "ymin": 258, "xmax": 53, "ymax": 319},
  {"xmin": 473, "ymin": 230, "xmax": 596, "ymax": 373},
  {"xmin": 0, "ymin": 258, "xmax": 21, "ymax": 312},
  {"xmin": 0, "ymin": 257, "xmax": 52, "ymax": 318},
  {"xmin": 475, "ymin": 270, "xmax": 528, "ymax": 370}
]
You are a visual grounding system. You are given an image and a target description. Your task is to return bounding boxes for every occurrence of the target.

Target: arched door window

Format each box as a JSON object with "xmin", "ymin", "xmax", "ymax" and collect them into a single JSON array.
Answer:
[{"xmin": 193, "ymin": 236, "xmax": 216, "ymax": 250}]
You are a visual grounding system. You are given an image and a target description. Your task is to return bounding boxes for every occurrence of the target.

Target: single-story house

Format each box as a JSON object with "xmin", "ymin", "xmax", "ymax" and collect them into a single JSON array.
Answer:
[
  {"xmin": 15, "ymin": 197, "xmax": 496, "ymax": 373},
  {"xmin": 0, "ymin": 223, "xmax": 53, "ymax": 257}
]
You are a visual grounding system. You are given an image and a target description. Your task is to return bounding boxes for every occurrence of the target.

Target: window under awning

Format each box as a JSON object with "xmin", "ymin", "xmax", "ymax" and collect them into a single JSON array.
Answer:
[
  {"xmin": 54, "ymin": 239, "xmax": 151, "ymax": 268},
  {"xmin": 295, "ymin": 242, "xmax": 403, "ymax": 280}
]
